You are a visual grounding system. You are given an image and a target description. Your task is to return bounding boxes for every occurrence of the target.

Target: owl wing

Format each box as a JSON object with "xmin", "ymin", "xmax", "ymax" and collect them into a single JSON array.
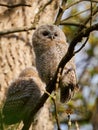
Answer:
[
  {"xmin": 60, "ymin": 59, "xmax": 79, "ymax": 103},
  {"xmin": 3, "ymin": 77, "xmax": 41, "ymax": 125}
]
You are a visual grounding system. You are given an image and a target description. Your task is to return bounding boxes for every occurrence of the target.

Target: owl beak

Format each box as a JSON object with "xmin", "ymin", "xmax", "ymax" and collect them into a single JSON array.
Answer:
[{"xmin": 48, "ymin": 34, "xmax": 55, "ymax": 40}]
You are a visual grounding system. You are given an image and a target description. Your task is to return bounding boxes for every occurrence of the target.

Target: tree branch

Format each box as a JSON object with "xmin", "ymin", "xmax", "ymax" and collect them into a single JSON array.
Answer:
[
  {"xmin": 52, "ymin": 98, "xmax": 61, "ymax": 130},
  {"xmin": 0, "ymin": 25, "xmax": 36, "ymax": 36},
  {"xmin": 55, "ymin": 0, "xmax": 67, "ymax": 25},
  {"xmin": 65, "ymin": 0, "xmax": 98, "ymax": 11},
  {"xmin": 0, "ymin": 3, "xmax": 31, "ymax": 8},
  {"xmin": 60, "ymin": 21, "xmax": 86, "ymax": 28},
  {"xmin": 62, "ymin": 8, "xmax": 90, "ymax": 21},
  {"xmin": 78, "ymin": 6, "xmax": 98, "ymax": 31},
  {"xmin": 21, "ymin": 23, "xmax": 98, "ymax": 130},
  {"xmin": 68, "ymin": 114, "xmax": 72, "ymax": 130},
  {"xmin": 74, "ymin": 37, "xmax": 89, "ymax": 54},
  {"xmin": 83, "ymin": 0, "xmax": 98, "ymax": 3}
]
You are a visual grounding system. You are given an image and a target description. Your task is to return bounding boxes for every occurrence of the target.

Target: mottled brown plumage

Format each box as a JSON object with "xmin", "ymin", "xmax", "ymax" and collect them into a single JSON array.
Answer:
[
  {"xmin": 2, "ymin": 67, "xmax": 44, "ymax": 125},
  {"xmin": 32, "ymin": 24, "xmax": 78, "ymax": 103}
]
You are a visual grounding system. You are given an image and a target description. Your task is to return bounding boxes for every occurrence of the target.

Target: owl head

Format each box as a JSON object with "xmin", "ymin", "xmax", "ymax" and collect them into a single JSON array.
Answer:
[
  {"xmin": 32, "ymin": 25, "xmax": 67, "ymax": 54},
  {"xmin": 19, "ymin": 67, "xmax": 38, "ymax": 78}
]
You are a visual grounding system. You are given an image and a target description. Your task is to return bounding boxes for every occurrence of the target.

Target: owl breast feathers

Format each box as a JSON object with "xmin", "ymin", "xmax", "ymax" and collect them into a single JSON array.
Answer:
[
  {"xmin": 2, "ymin": 67, "xmax": 44, "ymax": 125},
  {"xmin": 32, "ymin": 24, "xmax": 78, "ymax": 103}
]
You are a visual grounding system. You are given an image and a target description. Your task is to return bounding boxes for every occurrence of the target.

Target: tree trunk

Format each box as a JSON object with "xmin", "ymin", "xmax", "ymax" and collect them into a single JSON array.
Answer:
[{"xmin": 0, "ymin": 0, "xmax": 60, "ymax": 129}]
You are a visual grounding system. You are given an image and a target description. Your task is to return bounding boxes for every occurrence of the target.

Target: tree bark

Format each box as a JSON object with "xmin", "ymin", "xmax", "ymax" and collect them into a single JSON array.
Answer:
[{"xmin": 0, "ymin": 0, "xmax": 60, "ymax": 129}]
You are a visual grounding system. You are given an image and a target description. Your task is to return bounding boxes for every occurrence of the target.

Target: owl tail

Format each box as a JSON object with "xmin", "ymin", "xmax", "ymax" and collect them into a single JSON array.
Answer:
[{"xmin": 60, "ymin": 84, "xmax": 78, "ymax": 103}]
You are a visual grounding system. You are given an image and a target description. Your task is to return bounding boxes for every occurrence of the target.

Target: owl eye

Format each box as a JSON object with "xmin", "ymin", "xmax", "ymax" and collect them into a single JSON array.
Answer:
[
  {"xmin": 54, "ymin": 33, "xmax": 58, "ymax": 37},
  {"xmin": 42, "ymin": 31, "xmax": 50, "ymax": 36}
]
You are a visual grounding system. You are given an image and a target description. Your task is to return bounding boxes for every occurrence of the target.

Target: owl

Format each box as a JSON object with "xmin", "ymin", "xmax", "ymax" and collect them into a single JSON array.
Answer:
[
  {"xmin": 2, "ymin": 67, "xmax": 44, "ymax": 125},
  {"xmin": 32, "ymin": 24, "xmax": 78, "ymax": 103}
]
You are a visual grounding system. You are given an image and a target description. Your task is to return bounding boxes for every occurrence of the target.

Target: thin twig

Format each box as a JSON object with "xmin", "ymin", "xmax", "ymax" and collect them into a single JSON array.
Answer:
[
  {"xmin": 53, "ymin": 68, "xmax": 61, "ymax": 130},
  {"xmin": 74, "ymin": 37, "xmax": 89, "ymax": 54},
  {"xmin": 75, "ymin": 121, "xmax": 80, "ymax": 130},
  {"xmin": 62, "ymin": 8, "xmax": 90, "ymax": 21},
  {"xmin": 44, "ymin": 89, "xmax": 55, "ymax": 99},
  {"xmin": 0, "ymin": 25, "xmax": 36, "ymax": 36},
  {"xmin": 68, "ymin": 114, "xmax": 71, "ymax": 130},
  {"xmin": 52, "ymin": 98, "xmax": 61, "ymax": 130},
  {"xmin": 60, "ymin": 21, "xmax": 87, "ymax": 28},
  {"xmin": 65, "ymin": 1, "xmax": 82, "ymax": 11},
  {"xmin": 90, "ymin": 0, "xmax": 93, "ymax": 26},
  {"xmin": 78, "ymin": 6, "xmax": 98, "ymax": 31},
  {"xmin": 65, "ymin": 0, "xmax": 98, "ymax": 11},
  {"xmin": 33, "ymin": 0, "xmax": 53, "ymax": 25},
  {"xmin": 55, "ymin": 0, "xmax": 67, "ymax": 25},
  {"xmin": 0, "ymin": 3, "xmax": 31, "ymax": 8},
  {"xmin": 84, "ymin": 0, "xmax": 98, "ymax": 3}
]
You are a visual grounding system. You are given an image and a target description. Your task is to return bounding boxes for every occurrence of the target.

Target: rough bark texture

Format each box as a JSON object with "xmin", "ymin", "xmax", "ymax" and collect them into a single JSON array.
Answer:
[{"xmin": 0, "ymin": 0, "xmax": 60, "ymax": 129}]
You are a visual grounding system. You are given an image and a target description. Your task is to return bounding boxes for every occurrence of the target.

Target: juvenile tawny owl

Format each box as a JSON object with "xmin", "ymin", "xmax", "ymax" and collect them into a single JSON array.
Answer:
[
  {"xmin": 32, "ymin": 24, "xmax": 78, "ymax": 103},
  {"xmin": 2, "ymin": 67, "xmax": 44, "ymax": 125}
]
